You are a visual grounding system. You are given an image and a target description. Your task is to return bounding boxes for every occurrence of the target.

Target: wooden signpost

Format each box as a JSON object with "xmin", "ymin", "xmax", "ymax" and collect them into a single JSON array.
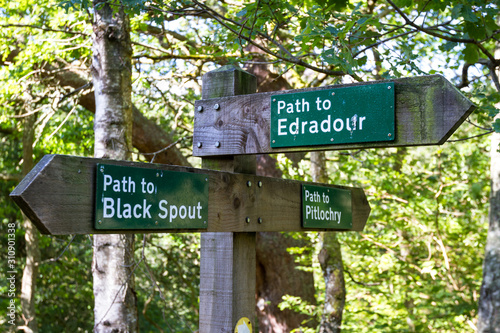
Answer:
[
  {"xmin": 10, "ymin": 65, "xmax": 475, "ymax": 332},
  {"xmin": 10, "ymin": 154, "xmax": 369, "ymax": 235},
  {"xmin": 193, "ymin": 74, "xmax": 475, "ymax": 156}
]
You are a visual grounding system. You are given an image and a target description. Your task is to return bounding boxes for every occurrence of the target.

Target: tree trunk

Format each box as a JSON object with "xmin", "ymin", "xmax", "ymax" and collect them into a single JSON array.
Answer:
[
  {"xmin": 245, "ymin": 61, "xmax": 317, "ymax": 332},
  {"xmin": 477, "ymin": 115, "xmax": 500, "ymax": 333},
  {"xmin": 311, "ymin": 152, "xmax": 346, "ymax": 333},
  {"xmin": 43, "ymin": 62, "xmax": 189, "ymax": 166},
  {"xmin": 91, "ymin": 2, "xmax": 138, "ymax": 332},
  {"xmin": 477, "ymin": 31, "xmax": 500, "ymax": 333},
  {"xmin": 20, "ymin": 109, "xmax": 40, "ymax": 333}
]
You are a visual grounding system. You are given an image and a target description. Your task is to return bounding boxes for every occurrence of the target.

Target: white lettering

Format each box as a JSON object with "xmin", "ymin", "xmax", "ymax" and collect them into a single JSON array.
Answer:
[
  {"xmin": 103, "ymin": 198, "xmax": 115, "ymax": 218},
  {"xmin": 146, "ymin": 182, "xmax": 154, "ymax": 194},
  {"xmin": 322, "ymin": 99, "xmax": 331, "ymax": 110},
  {"xmin": 333, "ymin": 118, "xmax": 343, "ymax": 132},
  {"xmin": 103, "ymin": 175, "xmax": 112, "ymax": 191},
  {"xmin": 123, "ymin": 203, "xmax": 132, "ymax": 218},
  {"xmin": 197, "ymin": 202, "xmax": 203, "ymax": 219},
  {"xmin": 359, "ymin": 116, "xmax": 366, "ymax": 130},
  {"xmin": 315, "ymin": 97, "xmax": 322, "ymax": 110},
  {"xmin": 277, "ymin": 100, "xmax": 285, "ymax": 114},
  {"xmin": 169, "ymin": 205, "xmax": 178, "ymax": 223},
  {"xmin": 309, "ymin": 120, "xmax": 318, "ymax": 134},
  {"xmin": 159, "ymin": 200, "xmax": 168, "ymax": 219},
  {"xmin": 290, "ymin": 118, "xmax": 299, "ymax": 135},
  {"xmin": 302, "ymin": 99, "xmax": 310, "ymax": 112},
  {"xmin": 321, "ymin": 115, "xmax": 331, "ymax": 133},
  {"xmin": 278, "ymin": 118, "xmax": 287, "ymax": 136},
  {"xmin": 133, "ymin": 204, "xmax": 142, "ymax": 218},
  {"xmin": 179, "ymin": 205, "xmax": 187, "ymax": 219},
  {"xmin": 143, "ymin": 199, "xmax": 152, "ymax": 218}
]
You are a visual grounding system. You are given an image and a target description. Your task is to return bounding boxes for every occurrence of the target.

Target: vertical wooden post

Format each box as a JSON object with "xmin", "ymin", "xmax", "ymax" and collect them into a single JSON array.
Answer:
[{"xmin": 199, "ymin": 65, "xmax": 257, "ymax": 332}]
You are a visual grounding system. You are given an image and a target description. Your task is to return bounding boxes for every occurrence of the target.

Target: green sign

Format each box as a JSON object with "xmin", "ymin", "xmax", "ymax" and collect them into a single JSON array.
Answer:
[
  {"xmin": 95, "ymin": 164, "xmax": 209, "ymax": 230},
  {"xmin": 302, "ymin": 185, "xmax": 352, "ymax": 229},
  {"xmin": 270, "ymin": 83, "xmax": 395, "ymax": 148}
]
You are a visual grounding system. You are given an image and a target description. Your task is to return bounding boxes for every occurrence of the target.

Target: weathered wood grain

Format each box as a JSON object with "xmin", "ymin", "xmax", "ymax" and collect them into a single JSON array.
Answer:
[
  {"xmin": 199, "ymin": 65, "xmax": 258, "ymax": 333},
  {"xmin": 193, "ymin": 75, "xmax": 476, "ymax": 156},
  {"xmin": 10, "ymin": 155, "xmax": 370, "ymax": 235}
]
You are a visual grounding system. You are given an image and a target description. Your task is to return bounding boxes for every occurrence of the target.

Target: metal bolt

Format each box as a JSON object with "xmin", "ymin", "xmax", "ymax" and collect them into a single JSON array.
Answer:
[
  {"xmin": 258, "ymin": 181, "xmax": 263, "ymax": 188},
  {"xmin": 155, "ymin": 221, "xmax": 158, "ymax": 225},
  {"xmin": 273, "ymin": 98, "xmax": 276, "ymax": 102},
  {"xmin": 245, "ymin": 217, "xmax": 250, "ymax": 223},
  {"xmin": 330, "ymin": 138, "xmax": 334, "ymax": 142},
  {"xmin": 214, "ymin": 103, "xmax": 220, "ymax": 110},
  {"xmin": 197, "ymin": 105, "xmax": 203, "ymax": 112},
  {"xmin": 388, "ymin": 133, "xmax": 392, "ymax": 137},
  {"xmin": 247, "ymin": 180, "xmax": 252, "ymax": 187},
  {"xmin": 78, "ymin": 169, "xmax": 81, "ymax": 174},
  {"xmin": 388, "ymin": 86, "xmax": 392, "ymax": 90},
  {"xmin": 197, "ymin": 142, "xmax": 203, "ymax": 148},
  {"xmin": 215, "ymin": 141, "xmax": 221, "ymax": 148},
  {"xmin": 332, "ymin": 92, "xmax": 335, "ymax": 96},
  {"xmin": 100, "ymin": 166, "xmax": 104, "ymax": 173},
  {"xmin": 272, "ymin": 140, "xmax": 276, "ymax": 144},
  {"xmin": 204, "ymin": 221, "xmax": 207, "ymax": 224},
  {"xmin": 258, "ymin": 217, "xmax": 263, "ymax": 224},
  {"xmin": 98, "ymin": 220, "xmax": 102, "ymax": 224},
  {"xmin": 156, "ymin": 173, "xmax": 159, "ymax": 177}
]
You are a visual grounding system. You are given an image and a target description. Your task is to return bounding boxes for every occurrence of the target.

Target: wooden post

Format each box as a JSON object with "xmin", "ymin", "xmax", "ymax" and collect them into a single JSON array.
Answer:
[{"xmin": 199, "ymin": 65, "xmax": 258, "ymax": 332}]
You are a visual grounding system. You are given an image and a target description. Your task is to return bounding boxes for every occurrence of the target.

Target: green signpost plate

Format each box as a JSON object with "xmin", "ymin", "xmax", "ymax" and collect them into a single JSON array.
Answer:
[
  {"xmin": 95, "ymin": 164, "xmax": 209, "ymax": 230},
  {"xmin": 271, "ymin": 82, "xmax": 395, "ymax": 148},
  {"xmin": 302, "ymin": 185, "xmax": 352, "ymax": 229}
]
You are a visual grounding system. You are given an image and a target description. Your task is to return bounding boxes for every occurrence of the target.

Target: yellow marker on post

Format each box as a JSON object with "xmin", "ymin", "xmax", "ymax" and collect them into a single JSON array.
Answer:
[{"xmin": 234, "ymin": 317, "xmax": 252, "ymax": 333}]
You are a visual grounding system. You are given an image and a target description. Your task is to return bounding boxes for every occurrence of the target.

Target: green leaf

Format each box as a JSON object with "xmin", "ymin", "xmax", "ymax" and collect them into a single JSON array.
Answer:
[
  {"xmin": 493, "ymin": 119, "xmax": 500, "ymax": 133},
  {"xmin": 461, "ymin": 6, "xmax": 479, "ymax": 23},
  {"xmin": 463, "ymin": 44, "xmax": 479, "ymax": 64},
  {"xmin": 442, "ymin": 41, "xmax": 458, "ymax": 51},
  {"xmin": 451, "ymin": 4, "xmax": 463, "ymax": 19}
]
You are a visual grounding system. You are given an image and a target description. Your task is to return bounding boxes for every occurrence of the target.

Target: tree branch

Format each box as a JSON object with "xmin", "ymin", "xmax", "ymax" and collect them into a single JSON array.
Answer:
[
  {"xmin": 192, "ymin": 0, "xmax": 346, "ymax": 77},
  {"xmin": 385, "ymin": 0, "xmax": 497, "ymax": 63},
  {"xmin": 0, "ymin": 24, "xmax": 89, "ymax": 37}
]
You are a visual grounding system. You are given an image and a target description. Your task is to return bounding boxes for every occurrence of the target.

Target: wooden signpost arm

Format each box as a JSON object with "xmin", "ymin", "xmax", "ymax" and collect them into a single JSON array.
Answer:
[
  {"xmin": 193, "ymin": 75, "xmax": 476, "ymax": 156},
  {"xmin": 9, "ymin": 154, "xmax": 370, "ymax": 235},
  {"xmin": 199, "ymin": 65, "xmax": 258, "ymax": 332}
]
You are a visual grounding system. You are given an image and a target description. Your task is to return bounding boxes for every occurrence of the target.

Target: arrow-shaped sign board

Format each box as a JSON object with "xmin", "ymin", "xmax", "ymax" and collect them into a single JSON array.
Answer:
[
  {"xmin": 10, "ymin": 154, "xmax": 370, "ymax": 235},
  {"xmin": 193, "ymin": 75, "xmax": 475, "ymax": 156}
]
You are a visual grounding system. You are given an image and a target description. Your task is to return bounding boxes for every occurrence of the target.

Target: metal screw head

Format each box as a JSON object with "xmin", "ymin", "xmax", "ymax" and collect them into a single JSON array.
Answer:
[
  {"xmin": 197, "ymin": 105, "xmax": 203, "ymax": 112},
  {"xmin": 247, "ymin": 180, "xmax": 252, "ymax": 187},
  {"xmin": 332, "ymin": 92, "xmax": 335, "ymax": 96},
  {"xmin": 98, "ymin": 220, "xmax": 102, "ymax": 224},
  {"xmin": 330, "ymin": 138, "xmax": 334, "ymax": 142},
  {"xmin": 215, "ymin": 141, "xmax": 221, "ymax": 148},
  {"xmin": 197, "ymin": 142, "xmax": 203, "ymax": 148},
  {"xmin": 100, "ymin": 166, "xmax": 104, "ymax": 173},
  {"xmin": 388, "ymin": 133, "xmax": 392, "ymax": 137},
  {"xmin": 214, "ymin": 103, "xmax": 220, "ymax": 110},
  {"xmin": 388, "ymin": 86, "xmax": 392, "ymax": 90},
  {"xmin": 258, "ymin": 181, "xmax": 263, "ymax": 188},
  {"xmin": 258, "ymin": 217, "xmax": 263, "ymax": 224},
  {"xmin": 245, "ymin": 217, "xmax": 250, "ymax": 223},
  {"xmin": 155, "ymin": 221, "xmax": 158, "ymax": 225}
]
